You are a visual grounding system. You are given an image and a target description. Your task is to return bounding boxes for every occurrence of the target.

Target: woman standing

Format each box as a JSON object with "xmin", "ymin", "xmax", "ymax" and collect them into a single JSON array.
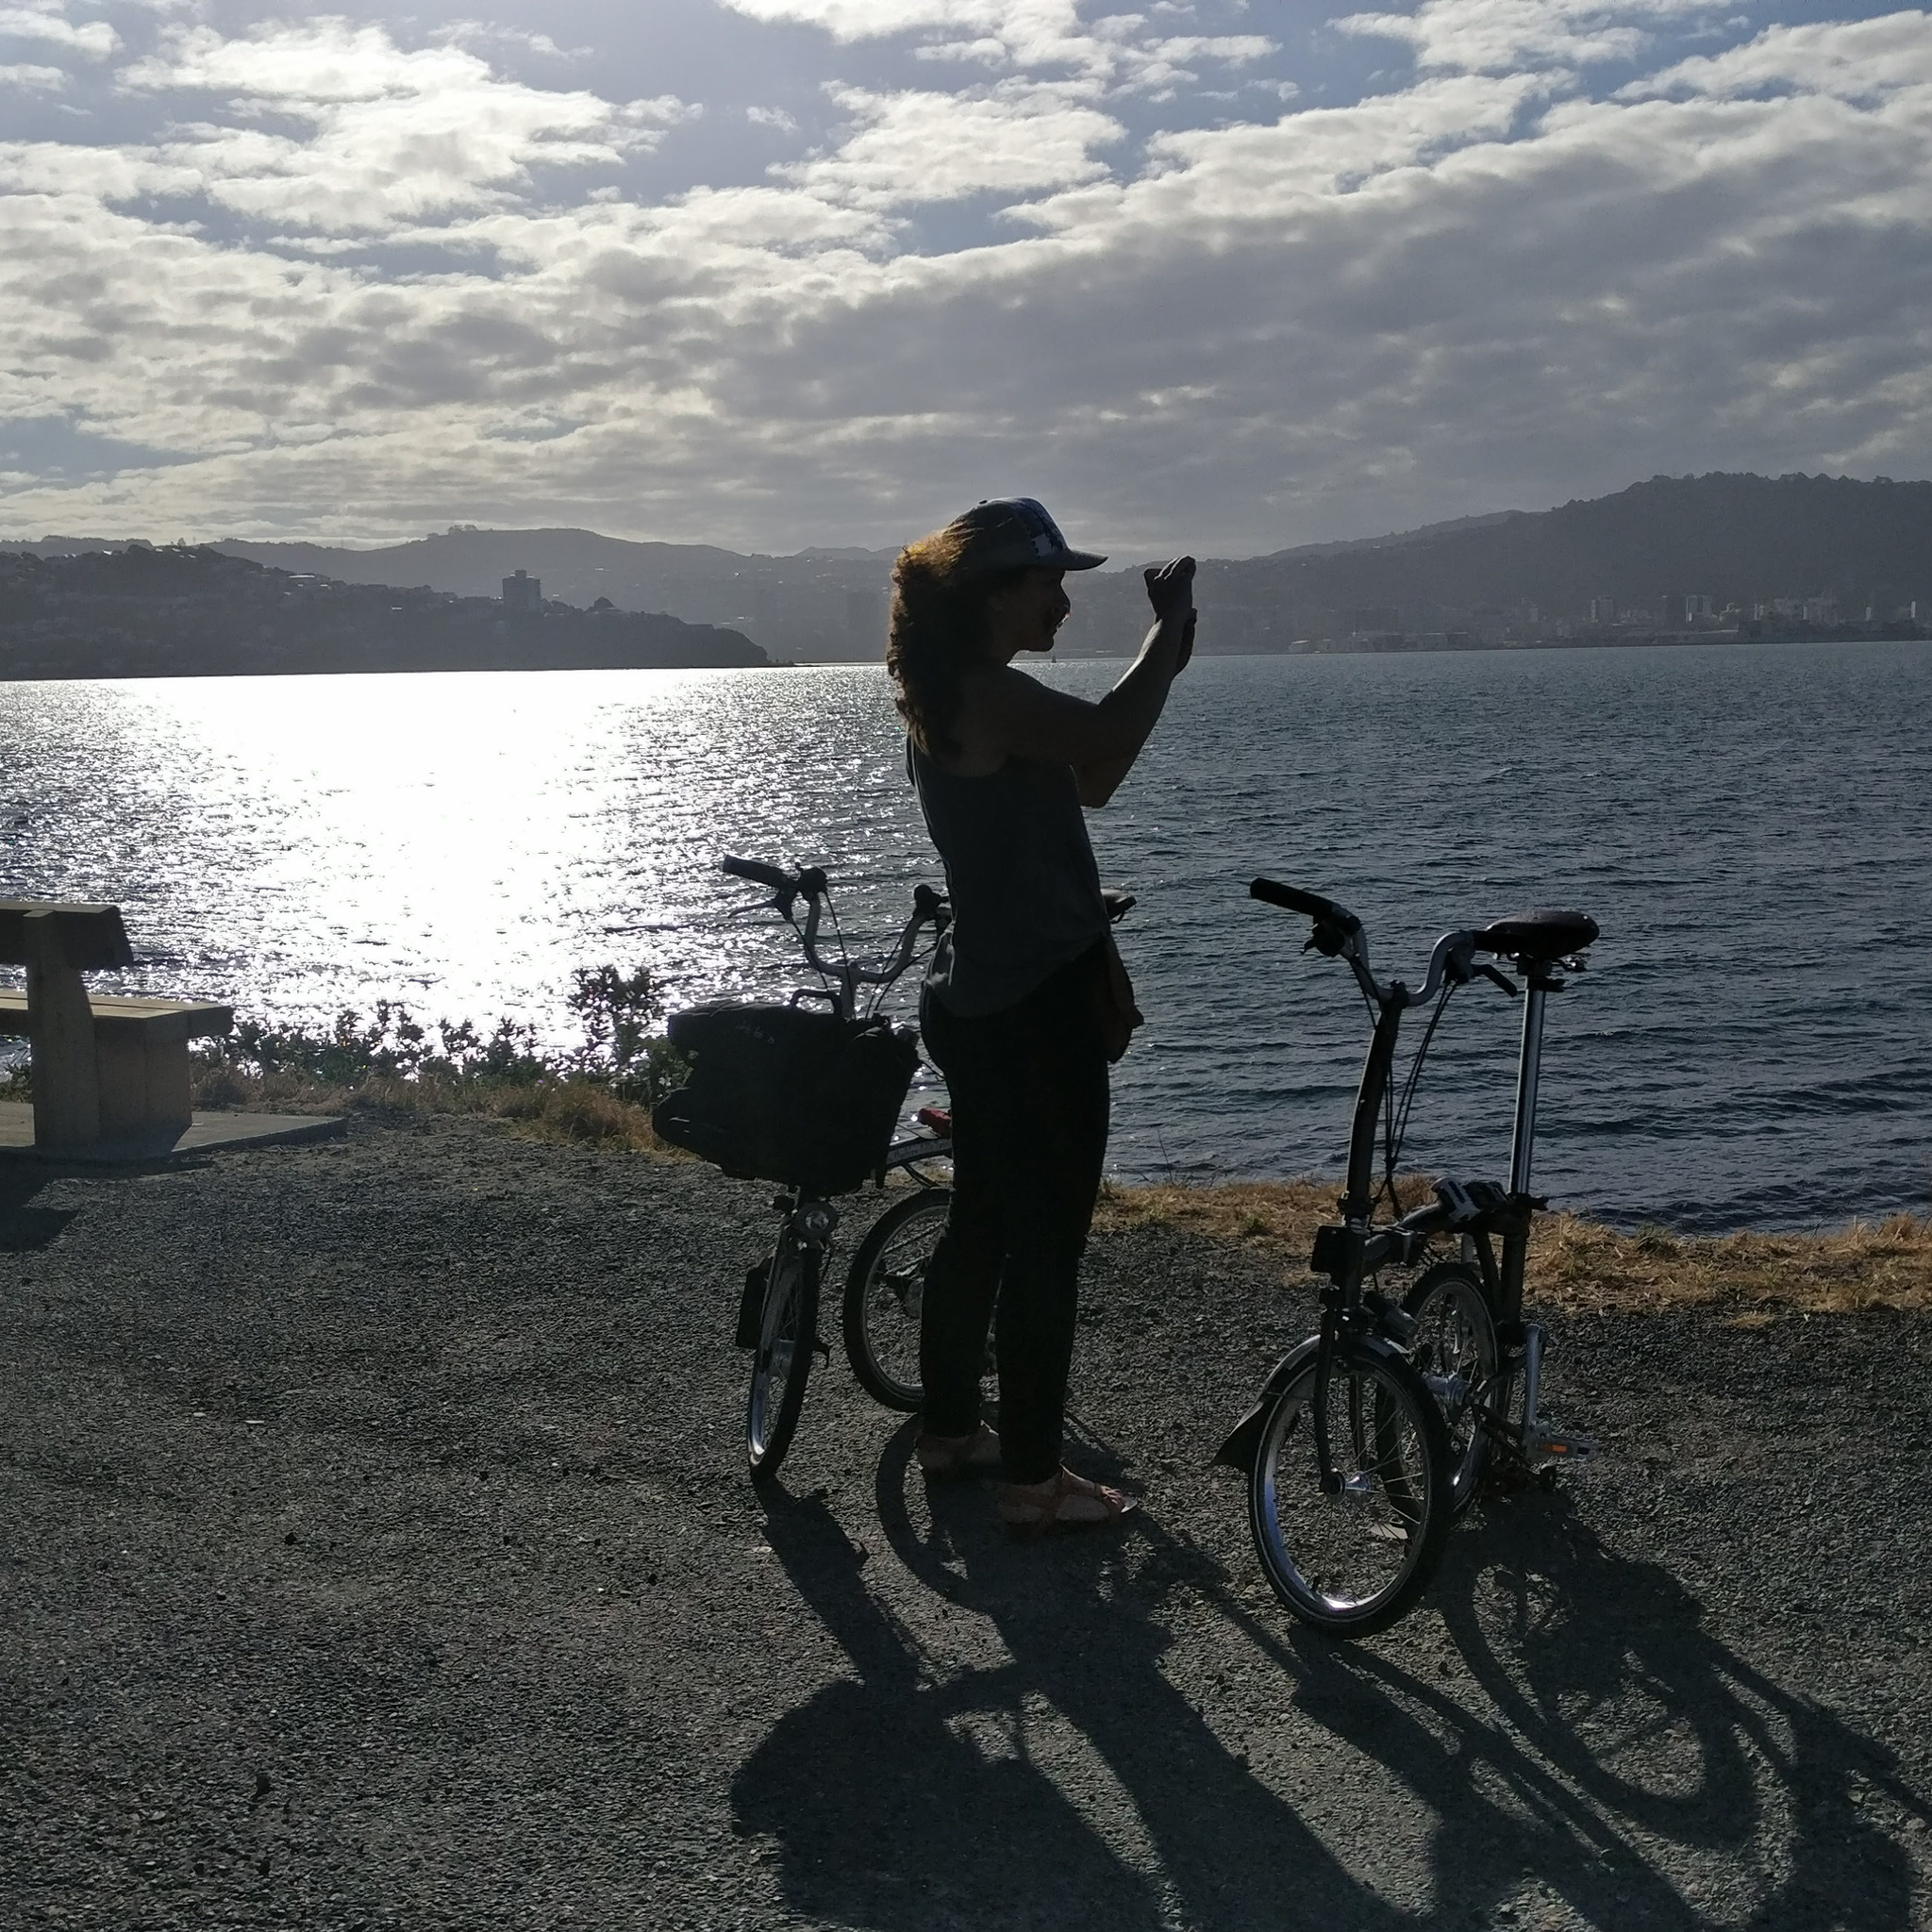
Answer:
[{"xmin": 887, "ymin": 497, "xmax": 1195, "ymax": 1531}]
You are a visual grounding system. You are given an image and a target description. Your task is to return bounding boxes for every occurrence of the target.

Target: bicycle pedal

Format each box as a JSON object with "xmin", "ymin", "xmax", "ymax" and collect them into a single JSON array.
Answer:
[{"xmin": 1524, "ymin": 1429, "xmax": 1596, "ymax": 1467}]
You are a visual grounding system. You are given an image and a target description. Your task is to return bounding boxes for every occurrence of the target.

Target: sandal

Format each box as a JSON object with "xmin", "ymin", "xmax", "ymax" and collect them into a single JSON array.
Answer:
[
  {"xmin": 998, "ymin": 1467, "xmax": 1137, "ymax": 1534},
  {"xmin": 917, "ymin": 1424, "xmax": 1003, "ymax": 1479}
]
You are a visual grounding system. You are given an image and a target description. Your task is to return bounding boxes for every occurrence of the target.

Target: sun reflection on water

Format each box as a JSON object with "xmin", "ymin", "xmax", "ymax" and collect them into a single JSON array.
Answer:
[
  {"xmin": 4, "ymin": 643, "xmax": 1929, "ymax": 1225},
  {"xmin": 0, "ymin": 666, "xmax": 940, "ymax": 1046}
]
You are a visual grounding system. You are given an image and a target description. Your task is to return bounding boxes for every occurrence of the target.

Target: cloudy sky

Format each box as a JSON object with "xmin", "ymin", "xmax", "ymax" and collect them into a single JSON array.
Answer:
[{"xmin": 4, "ymin": 0, "xmax": 1932, "ymax": 553}]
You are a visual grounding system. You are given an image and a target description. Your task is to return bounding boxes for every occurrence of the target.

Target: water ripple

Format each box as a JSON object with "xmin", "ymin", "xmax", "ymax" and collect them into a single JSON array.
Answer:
[{"xmin": 1, "ymin": 641, "xmax": 1928, "ymax": 1231}]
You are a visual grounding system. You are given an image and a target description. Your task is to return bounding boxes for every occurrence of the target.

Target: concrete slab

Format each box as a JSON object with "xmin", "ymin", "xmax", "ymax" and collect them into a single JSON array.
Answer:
[{"xmin": 0, "ymin": 1103, "xmax": 344, "ymax": 1165}]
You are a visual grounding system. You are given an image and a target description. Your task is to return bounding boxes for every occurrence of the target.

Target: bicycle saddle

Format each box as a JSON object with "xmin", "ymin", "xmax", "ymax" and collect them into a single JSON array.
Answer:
[{"xmin": 1474, "ymin": 909, "xmax": 1599, "ymax": 961}]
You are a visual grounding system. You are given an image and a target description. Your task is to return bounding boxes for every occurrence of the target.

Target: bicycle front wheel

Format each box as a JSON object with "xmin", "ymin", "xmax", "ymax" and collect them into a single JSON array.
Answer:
[
  {"xmin": 1248, "ymin": 1340, "xmax": 1453, "ymax": 1638},
  {"xmin": 842, "ymin": 1188, "xmax": 949, "ymax": 1412},
  {"xmin": 1406, "ymin": 1259, "xmax": 1503, "ymax": 1515},
  {"xmin": 747, "ymin": 1229, "xmax": 819, "ymax": 1480}
]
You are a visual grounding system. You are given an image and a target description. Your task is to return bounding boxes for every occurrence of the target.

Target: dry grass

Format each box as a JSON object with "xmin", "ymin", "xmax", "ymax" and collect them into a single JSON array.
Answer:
[
  {"xmin": 1532, "ymin": 1211, "xmax": 1932, "ymax": 1316},
  {"xmin": 190, "ymin": 1063, "xmax": 676, "ymax": 1156},
  {"xmin": 1096, "ymin": 1177, "xmax": 1932, "ymax": 1317},
  {"xmin": 180, "ymin": 1065, "xmax": 1932, "ymax": 1316}
]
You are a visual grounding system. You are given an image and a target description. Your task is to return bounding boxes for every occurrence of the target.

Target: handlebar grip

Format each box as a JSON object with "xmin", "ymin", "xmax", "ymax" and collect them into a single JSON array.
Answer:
[
  {"xmin": 722, "ymin": 855, "xmax": 799, "ymax": 894},
  {"xmin": 1249, "ymin": 876, "xmax": 1360, "ymax": 934}
]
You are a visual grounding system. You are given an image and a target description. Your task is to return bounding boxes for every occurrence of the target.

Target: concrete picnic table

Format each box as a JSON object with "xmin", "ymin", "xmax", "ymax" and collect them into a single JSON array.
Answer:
[{"xmin": 0, "ymin": 901, "xmax": 232, "ymax": 1152}]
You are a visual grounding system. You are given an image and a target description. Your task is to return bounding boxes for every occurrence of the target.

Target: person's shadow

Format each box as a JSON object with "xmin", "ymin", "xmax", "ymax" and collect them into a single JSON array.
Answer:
[
  {"xmin": 732, "ymin": 1425, "xmax": 1415, "ymax": 1931},
  {"xmin": 732, "ymin": 1432, "xmax": 1928, "ymax": 1930}
]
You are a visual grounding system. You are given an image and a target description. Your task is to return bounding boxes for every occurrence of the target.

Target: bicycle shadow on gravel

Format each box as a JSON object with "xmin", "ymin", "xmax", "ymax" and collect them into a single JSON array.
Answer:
[
  {"xmin": 1286, "ymin": 1491, "xmax": 1929, "ymax": 1930},
  {"xmin": 731, "ymin": 1426, "xmax": 1417, "ymax": 1932}
]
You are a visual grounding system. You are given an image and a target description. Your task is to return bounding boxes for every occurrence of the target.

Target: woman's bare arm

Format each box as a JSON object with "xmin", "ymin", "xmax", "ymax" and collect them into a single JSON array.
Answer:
[
  {"xmin": 953, "ymin": 560, "xmax": 1195, "ymax": 797},
  {"xmin": 1074, "ymin": 610, "xmax": 1196, "ymax": 804}
]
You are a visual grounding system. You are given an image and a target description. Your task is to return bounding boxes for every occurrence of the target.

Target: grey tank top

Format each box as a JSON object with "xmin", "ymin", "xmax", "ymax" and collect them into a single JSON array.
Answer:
[{"xmin": 909, "ymin": 738, "xmax": 1109, "ymax": 1018}]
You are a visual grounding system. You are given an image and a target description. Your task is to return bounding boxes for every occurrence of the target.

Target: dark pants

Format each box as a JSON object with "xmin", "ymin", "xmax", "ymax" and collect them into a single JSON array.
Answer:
[{"xmin": 918, "ymin": 944, "xmax": 1111, "ymax": 1485}]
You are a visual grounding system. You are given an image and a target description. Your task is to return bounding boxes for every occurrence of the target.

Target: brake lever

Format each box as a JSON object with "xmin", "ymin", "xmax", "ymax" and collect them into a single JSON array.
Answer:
[
  {"xmin": 727, "ymin": 891, "xmax": 796, "ymax": 919},
  {"xmin": 1476, "ymin": 962, "xmax": 1520, "ymax": 998}
]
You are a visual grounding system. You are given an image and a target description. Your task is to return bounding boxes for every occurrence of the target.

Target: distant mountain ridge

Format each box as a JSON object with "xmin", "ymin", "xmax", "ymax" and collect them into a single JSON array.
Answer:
[
  {"xmin": 216, "ymin": 526, "xmax": 896, "ymax": 663},
  {"xmin": 20, "ymin": 472, "xmax": 1931, "ymax": 659},
  {"xmin": 0, "ymin": 544, "xmax": 766, "ymax": 680},
  {"xmin": 1058, "ymin": 472, "xmax": 1932, "ymax": 653}
]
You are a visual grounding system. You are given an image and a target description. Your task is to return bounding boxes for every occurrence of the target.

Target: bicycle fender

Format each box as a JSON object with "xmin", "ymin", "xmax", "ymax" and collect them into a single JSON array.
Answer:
[
  {"xmin": 1211, "ymin": 1327, "xmax": 1413, "ymax": 1474},
  {"xmin": 1212, "ymin": 1337, "xmax": 1320, "ymax": 1474},
  {"xmin": 736, "ymin": 1260, "xmax": 768, "ymax": 1350}
]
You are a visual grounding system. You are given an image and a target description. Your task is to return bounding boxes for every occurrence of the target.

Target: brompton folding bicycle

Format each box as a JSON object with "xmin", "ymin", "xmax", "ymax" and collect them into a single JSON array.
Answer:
[
  {"xmin": 1216, "ymin": 878, "xmax": 1600, "ymax": 1636},
  {"xmin": 652, "ymin": 857, "xmax": 951, "ymax": 1480}
]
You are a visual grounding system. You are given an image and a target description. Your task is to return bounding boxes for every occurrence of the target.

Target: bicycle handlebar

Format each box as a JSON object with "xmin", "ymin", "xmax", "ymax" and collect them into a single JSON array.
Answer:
[
  {"xmin": 721, "ymin": 856, "xmax": 948, "ymax": 1015},
  {"xmin": 1249, "ymin": 876, "xmax": 1359, "ymax": 933},
  {"xmin": 1252, "ymin": 875, "xmax": 1590, "ymax": 1011},
  {"xmin": 1253, "ymin": 874, "xmax": 1481, "ymax": 1009},
  {"xmin": 721, "ymin": 855, "xmax": 829, "ymax": 905}
]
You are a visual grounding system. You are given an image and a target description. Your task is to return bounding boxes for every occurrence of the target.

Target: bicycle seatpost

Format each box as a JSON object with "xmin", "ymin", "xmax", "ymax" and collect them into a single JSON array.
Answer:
[{"xmin": 1508, "ymin": 980, "xmax": 1546, "ymax": 1195}]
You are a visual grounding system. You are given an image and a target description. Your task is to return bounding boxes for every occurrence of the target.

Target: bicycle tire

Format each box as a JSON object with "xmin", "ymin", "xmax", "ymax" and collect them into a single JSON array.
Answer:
[
  {"xmin": 1247, "ymin": 1336, "xmax": 1453, "ymax": 1638},
  {"xmin": 842, "ymin": 1188, "xmax": 949, "ymax": 1412},
  {"xmin": 746, "ymin": 1228, "xmax": 819, "ymax": 1480},
  {"xmin": 1405, "ymin": 1258, "xmax": 1504, "ymax": 1516}
]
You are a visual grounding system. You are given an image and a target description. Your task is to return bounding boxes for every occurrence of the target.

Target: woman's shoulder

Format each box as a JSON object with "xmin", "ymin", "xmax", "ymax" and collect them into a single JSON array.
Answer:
[{"xmin": 931, "ymin": 665, "xmax": 1024, "ymax": 777}]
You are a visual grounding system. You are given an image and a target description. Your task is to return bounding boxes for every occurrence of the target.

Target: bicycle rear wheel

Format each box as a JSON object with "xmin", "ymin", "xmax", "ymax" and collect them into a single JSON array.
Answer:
[
  {"xmin": 1248, "ymin": 1338, "xmax": 1453, "ymax": 1637},
  {"xmin": 747, "ymin": 1228, "xmax": 819, "ymax": 1479},
  {"xmin": 1405, "ymin": 1259, "xmax": 1503, "ymax": 1515},
  {"xmin": 842, "ymin": 1188, "xmax": 949, "ymax": 1412}
]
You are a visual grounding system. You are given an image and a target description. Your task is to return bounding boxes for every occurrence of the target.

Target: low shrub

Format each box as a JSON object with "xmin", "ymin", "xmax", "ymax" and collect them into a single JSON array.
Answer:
[{"xmin": 188, "ymin": 963, "xmax": 686, "ymax": 1153}]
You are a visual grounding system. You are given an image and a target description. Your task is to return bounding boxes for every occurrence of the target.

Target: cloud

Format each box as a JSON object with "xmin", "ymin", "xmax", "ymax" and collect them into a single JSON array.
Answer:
[
  {"xmin": 1624, "ymin": 8, "xmax": 1932, "ymax": 97},
  {"xmin": 8, "ymin": 9, "xmax": 1932, "ymax": 552},
  {"xmin": 0, "ymin": 2, "xmax": 117, "ymax": 58},
  {"xmin": 111, "ymin": 21, "xmax": 692, "ymax": 234},
  {"xmin": 1336, "ymin": 0, "xmax": 1707, "ymax": 75},
  {"xmin": 0, "ymin": 59, "xmax": 66, "ymax": 89},
  {"xmin": 719, "ymin": 0, "xmax": 1275, "ymax": 86},
  {"xmin": 779, "ymin": 81, "xmax": 1123, "ymax": 207},
  {"xmin": 718, "ymin": 0, "xmax": 1020, "ymax": 40}
]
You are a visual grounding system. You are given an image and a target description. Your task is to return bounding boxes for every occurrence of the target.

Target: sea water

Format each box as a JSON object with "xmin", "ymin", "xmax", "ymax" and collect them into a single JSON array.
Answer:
[{"xmin": 2, "ymin": 641, "xmax": 1926, "ymax": 1231}]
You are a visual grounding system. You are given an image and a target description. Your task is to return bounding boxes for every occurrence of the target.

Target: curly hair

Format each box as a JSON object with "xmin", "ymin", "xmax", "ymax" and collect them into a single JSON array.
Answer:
[{"xmin": 886, "ymin": 525, "xmax": 1026, "ymax": 761}]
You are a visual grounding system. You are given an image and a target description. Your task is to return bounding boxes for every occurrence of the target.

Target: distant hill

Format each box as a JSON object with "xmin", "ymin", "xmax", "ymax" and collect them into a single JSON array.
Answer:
[
  {"xmin": 0, "ymin": 544, "xmax": 767, "ymax": 680},
  {"xmin": 1053, "ymin": 473, "xmax": 1932, "ymax": 653},
  {"xmin": 216, "ymin": 527, "xmax": 895, "ymax": 663},
  {"xmin": 19, "ymin": 473, "xmax": 1930, "ymax": 664}
]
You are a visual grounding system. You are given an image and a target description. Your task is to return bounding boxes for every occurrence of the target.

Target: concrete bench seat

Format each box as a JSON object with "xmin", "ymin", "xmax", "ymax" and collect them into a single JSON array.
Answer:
[{"xmin": 0, "ymin": 902, "xmax": 234, "ymax": 1149}]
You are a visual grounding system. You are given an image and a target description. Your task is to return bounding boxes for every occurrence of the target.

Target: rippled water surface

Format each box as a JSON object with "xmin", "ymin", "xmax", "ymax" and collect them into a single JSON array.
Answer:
[{"xmin": 3, "ymin": 642, "xmax": 1927, "ymax": 1230}]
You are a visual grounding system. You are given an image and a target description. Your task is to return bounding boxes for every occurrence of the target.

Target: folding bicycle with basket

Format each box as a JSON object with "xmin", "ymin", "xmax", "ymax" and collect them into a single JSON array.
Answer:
[{"xmin": 651, "ymin": 857, "xmax": 955, "ymax": 1479}]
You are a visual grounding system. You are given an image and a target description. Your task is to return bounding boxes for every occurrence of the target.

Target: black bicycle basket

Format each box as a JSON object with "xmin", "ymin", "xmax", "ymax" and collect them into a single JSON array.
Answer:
[{"xmin": 653, "ymin": 1002, "xmax": 921, "ymax": 1196}]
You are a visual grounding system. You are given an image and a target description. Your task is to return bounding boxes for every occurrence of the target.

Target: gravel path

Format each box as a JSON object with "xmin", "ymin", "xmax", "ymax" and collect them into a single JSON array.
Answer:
[{"xmin": 2, "ymin": 1115, "xmax": 1927, "ymax": 1931}]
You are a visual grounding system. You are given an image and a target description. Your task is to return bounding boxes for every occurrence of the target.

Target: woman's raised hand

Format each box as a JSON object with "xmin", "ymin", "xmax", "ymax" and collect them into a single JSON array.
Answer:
[
  {"xmin": 1144, "ymin": 557, "xmax": 1196, "ymax": 669},
  {"xmin": 1144, "ymin": 556, "xmax": 1195, "ymax": 617}
]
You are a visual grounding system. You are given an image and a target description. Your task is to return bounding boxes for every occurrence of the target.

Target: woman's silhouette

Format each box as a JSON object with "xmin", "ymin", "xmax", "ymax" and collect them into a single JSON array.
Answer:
[{"xmin": 886, "ymin": 497, "xmax": 1194, "ymax": 1530}]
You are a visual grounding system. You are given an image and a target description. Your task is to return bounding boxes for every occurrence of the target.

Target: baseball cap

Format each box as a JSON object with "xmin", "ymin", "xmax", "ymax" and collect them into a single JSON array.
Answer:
[{"xmin": 944, "ymin": 497, "xmax": 1107, "ymax": 578}]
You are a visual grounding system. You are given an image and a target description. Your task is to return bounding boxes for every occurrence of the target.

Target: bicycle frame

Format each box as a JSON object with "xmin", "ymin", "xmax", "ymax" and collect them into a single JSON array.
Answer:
[{"xmin": 1221, "ymin": 880, "xmax": 1597, "ymax": 1483}]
